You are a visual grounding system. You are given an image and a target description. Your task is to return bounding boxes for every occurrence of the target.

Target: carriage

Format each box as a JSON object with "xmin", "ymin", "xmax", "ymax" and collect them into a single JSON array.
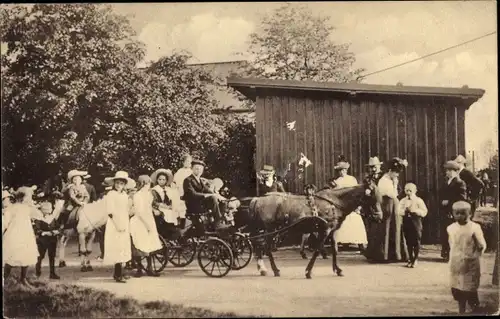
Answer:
[{"xmin": 136, "ymin": 197, "xmax": 255, "ymax": 278}]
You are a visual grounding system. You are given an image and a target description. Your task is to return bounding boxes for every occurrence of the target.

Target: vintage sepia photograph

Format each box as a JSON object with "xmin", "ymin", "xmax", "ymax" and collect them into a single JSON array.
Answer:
[{"xmin": 1, "ymin": 1, "xmax": 498, "ymax": 317}]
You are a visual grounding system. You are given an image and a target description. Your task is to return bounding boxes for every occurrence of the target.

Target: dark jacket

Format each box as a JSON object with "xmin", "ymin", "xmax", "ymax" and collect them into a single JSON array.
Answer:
[
  {"xmin": 83, "ymin": 181, "xmax": 97, "ymax": 203},
  {"xmin": 32, "ymin": 217, "xmax": 61, "ymax": 241},
  {"xmin": 440, "ymin": 176, "xmax": 467, "ymax": 214},
  {"xmin": 459, "ymin": 168, "xmax": 484, "ymax": 201},
  {"xmin": 183, "ymin": 174, "xmax": 214, "ymax": 214}
]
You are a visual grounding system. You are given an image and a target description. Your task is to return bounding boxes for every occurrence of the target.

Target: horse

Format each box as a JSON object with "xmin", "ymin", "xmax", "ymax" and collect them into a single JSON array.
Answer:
[
  {"xmin": 236, "ymin": 182, "xmax": 382, "ymax": 279},
  {"xmin": 55, "ymin": 197, "xmax": 110, "ymax": 271}
]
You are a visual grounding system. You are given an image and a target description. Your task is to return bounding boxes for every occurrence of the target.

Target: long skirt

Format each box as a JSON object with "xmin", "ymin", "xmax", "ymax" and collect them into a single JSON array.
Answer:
[
  {"xmin": 334, "ymin": 212, "xmax": 368, "ymax": 244},
  {"xmin": 364, "ymin": 198, "xmax": 408, "ymax": 263}
]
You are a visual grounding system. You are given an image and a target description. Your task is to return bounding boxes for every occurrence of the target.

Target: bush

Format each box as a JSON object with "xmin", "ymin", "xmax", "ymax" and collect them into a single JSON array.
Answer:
[{"xmin": 3, "ymin": 277, "xmax": 262, "ymax": 318}]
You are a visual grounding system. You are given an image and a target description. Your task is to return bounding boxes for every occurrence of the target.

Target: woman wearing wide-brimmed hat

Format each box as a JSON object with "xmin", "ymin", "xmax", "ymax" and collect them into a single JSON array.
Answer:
[
  {"xmin": 365, "ymin": 157, "xmax": 410, "ymax": 263},
  {"xmin": 331, "ymin": 157, "xmax": 368, "ymax": 253},
  {"xmin": 60, "ymin": 169, "xmax": 90, "ymax": 230},
  {"xmin": 257, "ymin": 165, "xmax": 286, "ymax": 196},
  {"xmin": 102, "ymin": 171, "xmax": 134, "ymax": 283},
  {"xmin": 3, "ymin": 186, "xmax": 40, "ymax": 287},
  {"xmin": 130, "ymin": 175, "xmax": 162, "ymax": 277},
  {"xmin": 150, "ymin": 168, "xmax": 185, "ymax": 237}
]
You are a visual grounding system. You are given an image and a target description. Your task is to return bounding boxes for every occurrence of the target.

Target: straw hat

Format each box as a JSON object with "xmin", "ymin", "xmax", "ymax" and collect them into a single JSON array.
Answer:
[
  {"xmin": 83, "ymin": 174, "xmax": 91, "ymax": 180},
  {"xmin": 67, "ymin": 170, "xmax": 88, "ymax": 182},
  {"xmin": 444, "ymin": 160, "xmax": 460, "ymax": 171},
  {"xmin": 334, "ymin": 161, "xmax": 350, "ymax": 170},
  {"xmin": 150, "ymin": 168, "xmax": 173, "ymax": 185},
  {"xmin": 366, "ymin": 157, "xmax": 383, "ymax": 166},
  {"xmin": 259, "ymin": 165, "xmax": 275, "ymax": 175},
  {"xmin": 106, "ymin": 171, "xmax": 135, "ymax": 189},
  {"xmin": 454, "ymin": 155, "xmax": 467, "ymax": 164}
]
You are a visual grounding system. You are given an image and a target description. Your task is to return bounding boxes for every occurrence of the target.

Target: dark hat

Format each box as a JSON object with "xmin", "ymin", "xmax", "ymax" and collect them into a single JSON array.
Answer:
[
  {"xmin": 443, "ymin": 160, "xmax": 460, "ymax": 171},
  {"xmin": 388, "ymin": 157, "xmax": 408, "ymax": 172},
  {"xmin": 191, "ymin": 159, "xmax": 206, "ymax": 167}
]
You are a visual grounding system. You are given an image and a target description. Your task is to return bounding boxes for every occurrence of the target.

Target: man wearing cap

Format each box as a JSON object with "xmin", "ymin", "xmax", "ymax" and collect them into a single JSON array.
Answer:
[
  {"xmin": 454, "ymin": 155, "xmax": 484, "ymax": 214},
  {"xmin": 440, "ymin": 160, "xmax": 467, "ymax": 261},
  {"xmin": 362, "ymin": 157, "xmax": 384, "ymax": 226},
  {"xmin": 258, "ymin": 165, "xmax": 285, "ymax": 196},
  {"xmin": 83, "ymin": 174, "xmax": 97, "ymax": 203},
  {"xmin": 183, "ymin": 159, "xmax": 230, "ymax": 230}
]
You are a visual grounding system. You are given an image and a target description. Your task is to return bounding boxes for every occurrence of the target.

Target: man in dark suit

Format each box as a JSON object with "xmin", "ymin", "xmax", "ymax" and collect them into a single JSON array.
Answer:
[
  {"xmin": 83, "ymin": 174, "xmax": 97, "ymax": 203},
  {"xmin": 454, "ymin": 155, "xmax": 484, "ymax": 214},
  {"xmin": 440, "ymin": 160, "xmax": 467, "ymax": 261},
  {"xmin": 183, "ymin": 159, "xmax": 230, "ymax": 230}
]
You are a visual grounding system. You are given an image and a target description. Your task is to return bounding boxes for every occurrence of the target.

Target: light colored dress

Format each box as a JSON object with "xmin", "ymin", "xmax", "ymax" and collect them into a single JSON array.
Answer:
[
  {"xmin": 3, "ymin": 203, "xmax": 39, "ymax": 266},
  {"xmin": 447, "ymin": 221, "xmax": 486, "ymax": 292},
  {"xmin": 333, "ymin": 175, "xmax": 368, "ymax": 244},
  {"xmin": 151, "ymin": 185, "xmax": 186, "ymax": 224},
  {"xmin": 174, "ymin": 168, "xmax": 191, "ymax": 215},
  {"xmin": 103, "ymin": 190, "xmax": 132, "ymax": 265},
  {"xmin": 130, "ymin": 188, "xmax": 162, "ymax": 254}
]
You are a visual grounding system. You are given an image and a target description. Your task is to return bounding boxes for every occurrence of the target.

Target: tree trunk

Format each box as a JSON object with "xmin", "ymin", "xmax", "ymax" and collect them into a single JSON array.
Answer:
[{"xmin": 493, "ymin": 249, "xmax": 499, "ymax": 285}]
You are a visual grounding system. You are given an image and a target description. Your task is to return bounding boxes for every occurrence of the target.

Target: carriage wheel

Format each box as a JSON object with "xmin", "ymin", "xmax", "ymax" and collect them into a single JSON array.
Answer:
[
  {"xmin": 137, "ymin": 235, "xmax": 169, "ymax": 273},
  {"xmin": 167, "ymin": 237, "xmax": 197, "ymax": 267},
  {"xmin": 229, "ymin": 233, "xmax": 253, "ymax": 271},
  {"xmin": 197, "ymin": 238, "xmax": 234, "ymax": 278}
]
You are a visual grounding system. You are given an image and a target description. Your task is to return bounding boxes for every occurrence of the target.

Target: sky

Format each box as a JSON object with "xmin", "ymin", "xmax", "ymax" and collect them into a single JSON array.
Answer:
[
  {"xmin": 111, "ymin": 1, "xmax": 497, "ymax": 168},
  {"xmin": 2, "ymin": 2, "xmax": 497, "ymax": 168}
]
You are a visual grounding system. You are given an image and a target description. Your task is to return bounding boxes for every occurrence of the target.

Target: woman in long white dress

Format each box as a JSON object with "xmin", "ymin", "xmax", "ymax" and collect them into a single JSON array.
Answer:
[
  {"xmin": 173, "ymin": 154, "xmax": 192, "ymax": 228},
  {"xmin": 103, "ymin": 171, "xmax": 134, "ymax": 283},
  {"xmin": 332, "ymin": 159, "xmax": 368, "ymax": 252},
  {"xmin": 3, "ymin": 186, "xmax": 40, "ymax": 287},
  {"xmin": 130, "ymin": 175, "xmax": 162, "ymax": 277}
]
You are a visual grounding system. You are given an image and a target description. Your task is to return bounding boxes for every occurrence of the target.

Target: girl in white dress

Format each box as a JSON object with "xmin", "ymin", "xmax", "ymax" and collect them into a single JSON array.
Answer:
[
  {"xmin": 447, "ymin": 201, "xmax": 486, "ymax": 314},
  {"xmin": 173, "ymin": 154, "xmax": 192, "ymax": 228},
  {"xmin": 130, "ymin": 175, "xmax": 162, "ymax": 277},
  {"xmin": 3, "ymin": 186, "xmax": 40, "ymax": 287},
  {"xmin": 332, "ymin": 159, "xmax": 368, "ymax": 252},
  {"xmin": 103, "ymin": 171, "xmax": 134, "ymax": 283}
]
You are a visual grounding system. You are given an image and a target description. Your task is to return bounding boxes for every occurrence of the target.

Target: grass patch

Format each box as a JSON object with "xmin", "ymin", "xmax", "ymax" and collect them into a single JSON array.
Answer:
[{"xmin": 3, "ymin": 276, "xmax": 264, "ymax": 318}]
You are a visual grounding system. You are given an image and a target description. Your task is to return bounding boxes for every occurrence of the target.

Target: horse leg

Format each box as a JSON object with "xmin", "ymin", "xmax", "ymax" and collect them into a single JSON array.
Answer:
[
  {"xmin": 300, "ymin": 234, "xmax": 309, "ymax": 259},
  {"xmin": 331, "ymin": 231, "xmax": 343, "ymax": 277},
  {"xmin": 265, "ymin": 240, "xmax": 281, "ymax": 277},
  {"xmin": 305, "ymin": 229, "xmax": 327, "ymax": 279},
  {"xmin": 254, "ymin": 239, "xmax": 268, "ymax": 276},
  {"xmin": 58, "ymin": 234, "xmax": 68, "ymax": 267},
  {"xmin": 85, "ymin": 232, "xmax": 95, "ymax": 271},
  {"xmin": 78, "ymin": 232, "xmax": 88, "ymax": 272}
]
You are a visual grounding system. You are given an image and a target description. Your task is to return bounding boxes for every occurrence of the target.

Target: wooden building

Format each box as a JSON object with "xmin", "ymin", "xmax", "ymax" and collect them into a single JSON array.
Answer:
[{"xmin": 227, "ymin": 77, "xmax": 485, "ymax": 244}]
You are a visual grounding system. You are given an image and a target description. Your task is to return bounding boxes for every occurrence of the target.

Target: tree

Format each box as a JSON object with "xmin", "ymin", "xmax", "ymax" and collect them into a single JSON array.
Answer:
[
  {"xmin": 1, "ymin": 4, "xmax": 144, "ymax": 185},
  {"xmin": 1, "ymin": 4, "xmax": 228, "ymax": 187},
  {"xmin": 239, "ymin": 3, "xmax": 364, "ymax": 83}
]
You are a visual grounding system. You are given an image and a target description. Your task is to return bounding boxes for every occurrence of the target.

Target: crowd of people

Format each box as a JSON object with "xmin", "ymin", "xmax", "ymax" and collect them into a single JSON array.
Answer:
[
  {"xmin": 2, "ymin": 154, "xmax": 237, "ymax": 284},
  {"xmin": 256, "ymin": 153, "xmax": 490, "ymax": 314},
  {"xmin": 2, "ymin": 152, "xmax": 493, "ymax": 314}
]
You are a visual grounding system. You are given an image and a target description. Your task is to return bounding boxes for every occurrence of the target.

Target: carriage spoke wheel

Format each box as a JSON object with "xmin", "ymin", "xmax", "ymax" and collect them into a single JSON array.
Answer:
[
  {"xmin": 137, "ymin": 235, "xmax": 169, "ymax": 274},
  {"xmin": 229, "ymin": 233, "xmax": 253, "ymax": 271},
  {"xmin": 197, "ymin": 238, "xmax": 234, "ymax": 278},
  {"xmin": 167, "ymin": 238, "xmax": 197, "ymax": 267}
]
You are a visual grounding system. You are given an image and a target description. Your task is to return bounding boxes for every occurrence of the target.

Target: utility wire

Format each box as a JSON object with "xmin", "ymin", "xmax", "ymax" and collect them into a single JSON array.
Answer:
[{"xmin": 359, "ymin": 31, "xmax": 497, "ymax": 79}]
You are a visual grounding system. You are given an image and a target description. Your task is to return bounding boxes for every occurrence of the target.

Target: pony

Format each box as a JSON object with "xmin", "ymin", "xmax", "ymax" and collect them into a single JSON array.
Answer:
[{"xmin": 236, "ymin": 181, "xmax": 382, "ymax": 279}]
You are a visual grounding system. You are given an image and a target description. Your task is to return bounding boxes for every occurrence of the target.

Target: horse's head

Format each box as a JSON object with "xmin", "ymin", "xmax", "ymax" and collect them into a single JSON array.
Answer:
[{"xmin": 316, "ymin": 183, "xmax": 381, "ymax": 215}]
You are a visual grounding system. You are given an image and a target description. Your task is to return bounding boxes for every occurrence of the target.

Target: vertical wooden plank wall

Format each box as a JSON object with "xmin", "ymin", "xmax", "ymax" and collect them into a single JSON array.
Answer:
[{"xmin": 255, "ymin": 93, "xmax": 465, "ymax": 244}]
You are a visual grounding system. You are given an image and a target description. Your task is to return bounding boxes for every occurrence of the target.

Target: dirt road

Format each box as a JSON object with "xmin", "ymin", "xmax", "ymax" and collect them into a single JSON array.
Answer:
[{"xmin": 42, "ymin": 244, "xmax": 498, "ymax": 317}]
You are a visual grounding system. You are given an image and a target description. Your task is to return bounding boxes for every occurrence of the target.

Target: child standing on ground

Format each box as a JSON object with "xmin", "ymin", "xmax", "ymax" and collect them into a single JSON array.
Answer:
[
  {"xmin": 33, "ymin": 202, "xmax": 61, "ymax": 280},
  {"xmin": 398, "ymin": 183, "xmax": 428, "ymax": 268},
  {"xmin": 447, "ymin": 201, "xmax": 487, "ymax": 314}
]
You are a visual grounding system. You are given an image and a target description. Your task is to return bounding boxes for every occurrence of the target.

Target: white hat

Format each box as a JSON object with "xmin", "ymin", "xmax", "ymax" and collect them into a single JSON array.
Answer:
[
  {"xmin": 366, "ymin": 157, "xmax": 383, "ymax": 166},
  {"xmin": 106, "ymin": 171, "xmax": 135, "ymax": 189},
  {"xmin": 150, "ymin": 168, "xmax": 173, "ymax": 185},
  {"xmin": 67, "ymin": 170, "xmax": 88, "ymax": 182},
  {"xmin": 334, "ymin": 161, "xmax": 350, "ymax": 170},
  {"xmin": 454, "ymin": 155, "xmax": 467, "ymax": 164},
  {"xmin": 83, "ymin": 174, "xmax": 91, "ymax": 179}
]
